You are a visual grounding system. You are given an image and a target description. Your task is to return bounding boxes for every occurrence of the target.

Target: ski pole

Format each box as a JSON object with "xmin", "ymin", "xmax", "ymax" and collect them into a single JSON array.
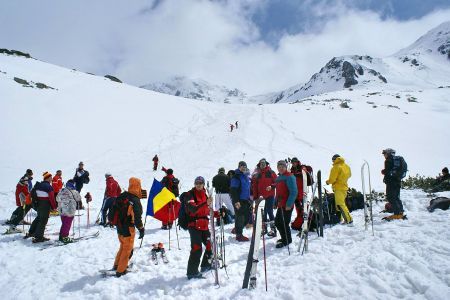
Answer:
[
  {"xmin": 262, "ymin": 208, "xmax": 268, "ymax": 292},
  {"xmin": 168, "ymin": 204, "xmax": 171, "ymax": 251},
  {"xmin": 139, "ymin": 216, "xmax": 148, "ymax": 249},
  {"xmin": 87, "ymin": 202, "xmax": 90, "ymax": 228},
  {"xmin": 172, "ymin": 200, "xmax": 180, "ymax": 250},
  {"xmin": 280, "ymin": 208, "xmax": 290, "ymax": 255}
]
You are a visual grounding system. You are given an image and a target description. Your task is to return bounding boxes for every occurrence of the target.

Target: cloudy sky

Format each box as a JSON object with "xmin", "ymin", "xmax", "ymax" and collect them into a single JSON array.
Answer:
[{"xmin": 1, "ymin": 0, "xmax": 449, "ymax": 95}]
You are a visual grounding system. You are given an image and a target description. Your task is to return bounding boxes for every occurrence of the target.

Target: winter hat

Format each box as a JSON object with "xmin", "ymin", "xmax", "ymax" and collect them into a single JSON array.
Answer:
[
  {"xmin": 128, "ymin": 177, "xmax": 142, "ymax": 198},
  {"xmin": 26, "ymin": 169, "xmax": 33, "ymax": 175},
  {"xmin": 382, "ymin": 148, "xmax": 395, "ymax": 155},
  {"xmin": 194, "ymin": 176, "xmax": 205, "ymax": 184},
  {"xmin": 277, "ymin": 160, "xmax": 287, "ymax": 168},
  {"xmin": 332, "ymin": 154, "xmax": 340, "ymax": 161},
  {"xmin": 79, "ymin": 161, "xmax": 84, "ymax": 166},
  {"xmin": 443, "ymin": 167, "xmax": 449, "ymax": 174},
  {"xmin": 66, "ymin": 180, "xmax": 76, "ymax": 190},
  {"xmin": 218, "ymin": 167, "xmax": 225, "ymax": 174},
  {"xmin": 166, "ymin": 168, "xmax": 174, "ymax": 175},
  {"xmin": 43, "ymin": 171, "xmax": 52, "ymax": 180},
  {"xmin": 105, "ymin": 172, "xmax": 112, "ymax": 178},
  {"xmin": 291, "ymin": 157, "xmax": 300, "ymax": 163},
  {"xmin": 238, "ymin": 161, "xmax": 247, "ymax": 168},
  {"xmin": 56, "ymin": 170, "xmax": 62, "ymax": 175}
]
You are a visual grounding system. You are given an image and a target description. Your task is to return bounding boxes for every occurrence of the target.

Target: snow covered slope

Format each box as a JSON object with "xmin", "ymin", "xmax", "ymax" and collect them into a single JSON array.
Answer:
[
  {"xmin": 260, "ymin": 21, "xmax": 450, "ymax": 103},
  {"xmin": 0, "ymin": 41, "xmax": 449, "ymax": 299},
  {"xmin": 141, "ymin": 76, "xmax": 248, "ymax": 104}
]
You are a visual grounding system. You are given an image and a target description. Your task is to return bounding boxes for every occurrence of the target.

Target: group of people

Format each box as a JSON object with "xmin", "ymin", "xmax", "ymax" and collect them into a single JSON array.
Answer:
[
  {"xmin": 6, "ymin": 148, "xmax": 410, "ymax": 279},
  {"xmin": 6, "ymin": 162, "xmax": 90, "ymax": 243}
]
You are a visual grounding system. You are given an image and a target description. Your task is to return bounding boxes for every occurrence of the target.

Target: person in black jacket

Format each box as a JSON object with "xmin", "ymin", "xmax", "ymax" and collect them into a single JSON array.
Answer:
[
  {"xmin": 381, "ymin": 148, "xmax": 404, "ymax": 221},
  {"xmin": 212, "ymin": 167, "xmax": 235, "ymax": 219},
  {"xmin": 112, "ymin": 177, "xmax": 145, "ymax": 277},
  {"xmin": 73, "ymin": 161, "xmax": 90, "ymax": 194}
]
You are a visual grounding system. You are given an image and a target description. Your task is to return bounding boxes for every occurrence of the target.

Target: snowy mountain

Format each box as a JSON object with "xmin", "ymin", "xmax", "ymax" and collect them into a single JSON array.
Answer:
[
  {"xmin": 141, "ymin": 76, "xmax": 248, "ymax": 104},
  {"xmin": 259, "ymin": 21, "xmax": 450, "ymax": 103},
  {"xmin": 0, "ymin": 24, "xmax": 449, "ymax": 300}
]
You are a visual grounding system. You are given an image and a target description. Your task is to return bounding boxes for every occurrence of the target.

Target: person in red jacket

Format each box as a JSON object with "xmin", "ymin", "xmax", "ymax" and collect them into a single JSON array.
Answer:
[
  {"xmin": 5, "ymin": 169, "xmax": 33, "ymax": 234},
  {"xmin": 252, "ymin": 158, "xmax": 277, "ymax": 237},
  {"xmin": 186, "ymin": 176, "xmax": 212, "ymax": 280},
  {"xmin": 27, "ymin": 171, "xmax": 57, "ymax": 243},
  {"xmin": 290, "ymin": 157, "xmax": 309, "ymax": 230},
  {"xmin": 152, "ymin": 155, "xmax": 159, "ymax": 171},
  {"xmin": 161, "ymin": 168, "xmax": 179, "ymax": 229},
  {"xmin": 100, "ymin": 172, "xmax": 122, "ymax": 226},
  {"xmin": 52, "ymin": 170, "xmax": 63, "ymax": 196}
]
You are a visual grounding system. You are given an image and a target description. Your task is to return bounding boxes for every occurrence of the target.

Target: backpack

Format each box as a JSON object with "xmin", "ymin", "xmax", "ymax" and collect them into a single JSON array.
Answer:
[
  {"xmin": 178, "ymin": 191, "xmax": 191, "ymax": 230},
  {"xmin": 391, "ymin": 156, "xmax": 408, "ymax": 179},
  {"xmin": 30, "ymin": 182, "xmax": 40, "ymax": 209},
  {"xmin": 83, "ymin": 171, "xmax": 90, "ymax": 184},
  {"xmin": 172, "ymin": 178, "xmax": 180, "ymax": 197},
  {"xmin": 108, "ymin": 194, "xmax": 131, "ymax": 228}
]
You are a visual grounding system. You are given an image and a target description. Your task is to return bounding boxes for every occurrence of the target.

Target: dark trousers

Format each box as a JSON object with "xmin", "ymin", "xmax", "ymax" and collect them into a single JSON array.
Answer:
[
  {"xmin": 29, "ymin": 201, "xmax": 51, "ymax": 238},
  {"xmin": 263, "ymin": 196, "xmax": 275, "ymax": 223},
  {"xmin": 101, "ymin": 197, "xmax": 115, "ymax": 223},
  {"xmin": 386, "ymin": 183, "xmax": 403, "ymax": 214},
  {"xmin": 9, "ymin": 205, "xmax": 32, "ymax": 226},
  {"xmin": 275, "ymin": 207, "xmax": 293, "ymax": 244},
  {"xmin": 234, "ymin": 200, "xmax": 250, "ymax": 235},
  {"xmin": 187, "ymin": 228, "xmax": 211, "ymax": 276}
]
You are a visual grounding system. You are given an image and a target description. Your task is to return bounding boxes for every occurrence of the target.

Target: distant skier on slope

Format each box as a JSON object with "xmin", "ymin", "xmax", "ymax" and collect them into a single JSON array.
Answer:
[
  {"xmin": 381, "ymin": 149, "xmax": 406, "ymax": 221},
  {"xmin": 5, "ymin": 169, "xmax": 33, "ymax": 234},
  {"xmin": 235, "ymin": 121, "xmax": 238, "ymax": 129},
  {"xmin": 230, "ymin": 124, "xmax": 234, "ymax": 132},
  {"xmin": 186, "ymin": 176, "xmax": 212, "ymax": 280},
  {"xmin": 266, "ymin": 160, "xmax": 297, "ymax": 248},
  {"xmin": 326, "ymin": 155, "xmax": 353, "ymax": 225},
  {"xmin": 152, "ymin": 154, "xmax": 159, "ymax": 171}
]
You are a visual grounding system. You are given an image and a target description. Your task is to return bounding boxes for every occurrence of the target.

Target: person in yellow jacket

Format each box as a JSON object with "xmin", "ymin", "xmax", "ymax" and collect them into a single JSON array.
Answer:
[{"xmin": 326, "ymin": 154, "xmax": 353, "ymax": 224}]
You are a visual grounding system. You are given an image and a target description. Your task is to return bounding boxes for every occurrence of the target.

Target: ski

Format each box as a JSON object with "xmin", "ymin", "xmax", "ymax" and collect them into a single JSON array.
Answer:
[
  {"xmin": 207, "ymin": 182, "xmax": 219, "ymax": 286},
  {"xmin": 151, "ymin": 248, "xmax": 159, "ymax": 265},
  {"xmin": 298, "ymin": 170, "xmax": 317, "ymax": 254},
  {"xmin": 361, "ymin": 160, "xmax": 374, "ymax": 235},
  {"xmin": 39, "ymin": 231, "xmax": 100, "ymax": 250},
  {"xmin": 317, "ymin": 170, "xmax": 324, "ymax": 237},
  {"xmin": 160, "ymin": 247, "xmax": 169, "ymax": 264},
  {"xmin": 242, "ymin": 196, "xmax": 265, "ymax": 289}
]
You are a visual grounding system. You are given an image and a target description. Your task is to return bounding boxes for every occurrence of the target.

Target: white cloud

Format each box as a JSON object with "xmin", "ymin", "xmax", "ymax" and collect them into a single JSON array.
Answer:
[{"xmin": 1, "ymin": 0, "xmax": 449, "ymax": 95}]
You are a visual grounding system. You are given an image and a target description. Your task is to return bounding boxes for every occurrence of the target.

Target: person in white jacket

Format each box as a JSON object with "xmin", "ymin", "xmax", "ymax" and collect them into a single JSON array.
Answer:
[{"xmin": 56, "ymin": 180, "xmax": 81, "ymax": 243}]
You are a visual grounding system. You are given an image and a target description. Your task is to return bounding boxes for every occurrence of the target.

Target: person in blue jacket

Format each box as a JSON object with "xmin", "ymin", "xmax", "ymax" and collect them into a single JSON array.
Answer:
[{"xmin": 230, "ymin": 161, "xmax": 251, "ymax": 242}]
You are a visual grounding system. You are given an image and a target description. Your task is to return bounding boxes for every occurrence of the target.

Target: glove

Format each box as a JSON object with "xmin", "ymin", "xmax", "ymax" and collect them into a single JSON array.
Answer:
[{"xmin": 138, "ymin": 228, "xmax": 145, "ymax": 239}]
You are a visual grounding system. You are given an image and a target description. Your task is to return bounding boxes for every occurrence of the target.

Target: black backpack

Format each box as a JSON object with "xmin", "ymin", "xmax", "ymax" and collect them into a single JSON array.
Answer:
[
  {"xmin": 172, "ymin": 178, "xmax": 180, "ymax": 197},
  {"xmin": 178, "ymin": 191, "xmax": 191, "ymax": 230},
  {"xmin": 108, "ymin": 194, "xmax": 131, "ymax": 228},
  {"xmin": 391, "ymin": 156, "xmax": 408, "ymax": 179},
  {"xmin": 30, "ymin": 182, "xmax": 40, "ymax": 209}
]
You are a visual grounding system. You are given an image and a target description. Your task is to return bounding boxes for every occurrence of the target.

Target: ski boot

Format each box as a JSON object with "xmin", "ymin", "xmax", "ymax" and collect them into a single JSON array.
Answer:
[
  {"xmin": 23, "ymin": 232, "xmax": 34, "ymax": 239},
  {"xmin": 61, "ymin": 236, "xmax": 74, "ymax": 244},
  {"xmin": 187, "ymin": 272, "xmax": 205, "ymax": 280},
  {"xmin": 267, "ymin": 221, "xmax": 277, "ymax": 237},
  {"xmin": 32, "ymin": 236, "xmax": 50, "ymax": 243},
  {"xmin": 5, "ymin": 226, "xmax": 22, "ymax": 234}
]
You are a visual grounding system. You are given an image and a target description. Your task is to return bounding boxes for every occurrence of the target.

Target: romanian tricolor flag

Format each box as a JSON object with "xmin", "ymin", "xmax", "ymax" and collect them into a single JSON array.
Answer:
[{"xmin": 146, "ymin": 178, "xmax": 180, "ymax": 222}]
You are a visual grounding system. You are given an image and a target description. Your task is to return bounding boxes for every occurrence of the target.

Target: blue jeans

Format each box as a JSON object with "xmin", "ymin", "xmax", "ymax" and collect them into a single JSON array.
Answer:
[
  {"xmin": 263, "ymin": 196, "xmax": 275, "ymax": 223},
  {"xmin": 101, "ymin": 197, "xmax": 115, "ymax": 223}
]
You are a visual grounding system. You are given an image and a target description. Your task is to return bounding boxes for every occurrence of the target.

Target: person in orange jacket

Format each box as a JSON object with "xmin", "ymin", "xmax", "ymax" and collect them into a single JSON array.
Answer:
[
  {"xmin": 112, "ymin": 177, "xmax": 145, "ymax": 277},
  {"xmin": 5, "ymin": 169, "xmax": 33, "ymax": 234}
]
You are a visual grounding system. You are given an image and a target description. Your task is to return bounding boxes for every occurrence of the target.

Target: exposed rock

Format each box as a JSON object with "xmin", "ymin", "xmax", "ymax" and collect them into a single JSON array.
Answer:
[
  {"xmin": 342, "ymin": 61, "xmax": 358, "ymax": 88},
  {"xmin": 0, "ymin": 49, "xmax": 31, "ymax": 58},
  {"xmin": 14, "ymin": 77, "xmax": 30, "ymax": 86},
  {"xmin": 104, "ymin": 75, "xmax": 122, "ymax": 83}
]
